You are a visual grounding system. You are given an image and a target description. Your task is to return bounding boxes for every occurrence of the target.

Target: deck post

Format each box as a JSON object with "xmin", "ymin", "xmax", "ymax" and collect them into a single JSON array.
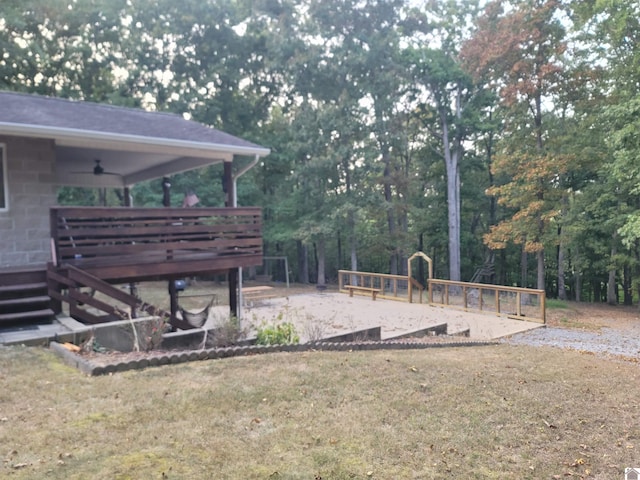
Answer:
[
  {"xmin": 161, "ymin": 177, "xmax": 179, "ymax": 322},
  {"xmin": 169, "ymin": 280, "xmax": 178, "ymax": 322},
  {"xmin": 224, "ymin": 161, "xmax": 239, "ymax": 318},
  {"xmin": 228, "ymin": 269, "xmax": 238, "ymax": 318},
  {"xmin": 123, "ymin": 186, "xmax": 138, "ymax": 317}
]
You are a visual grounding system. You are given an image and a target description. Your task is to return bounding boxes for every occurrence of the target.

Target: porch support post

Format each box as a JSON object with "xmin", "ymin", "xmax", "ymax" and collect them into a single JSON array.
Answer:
[
  {"xmin": 123, "ymin": 187, "xmax": 132, "ymax": 207},
  {"xmin": 223, "ymin": 162, "xmax": 234, "ymax": 208},
  {"xmin": 162, "ymin": 177, "xmax": 171, "ymax": 208},
  {"xmin": 228, "ymin": 269, "xmax": 238, "ymax": 319},
  {"xmin": 123, "ymin": 186, "xmax": 138, "ymax": 315},
  {"xmin": 224, "ymin": 161, "xmax": 238, "ymax": 318},
  {"xmin": 162, "ymin": 177, "xmax": 179, "ymax": 323},
  {"xmin": 169, "ymin": 280, "xmax": 178, "ymax": 324}
]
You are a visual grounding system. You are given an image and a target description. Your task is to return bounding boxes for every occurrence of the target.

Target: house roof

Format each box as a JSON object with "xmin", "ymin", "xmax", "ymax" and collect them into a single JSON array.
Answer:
[{"xmin": 0, "ymin": 91, "xmax": 270, "ymax": 187}]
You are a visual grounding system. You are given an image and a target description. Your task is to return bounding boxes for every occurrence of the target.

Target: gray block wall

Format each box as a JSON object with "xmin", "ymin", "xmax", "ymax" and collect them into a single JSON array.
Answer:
[{"xmin": 0, "ymin": 135, "xmax": 57, "ymax": 268}]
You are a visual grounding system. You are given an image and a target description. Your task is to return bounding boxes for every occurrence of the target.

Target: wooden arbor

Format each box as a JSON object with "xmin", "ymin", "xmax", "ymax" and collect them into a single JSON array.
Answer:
[{"xmin": 407, "ymin": 252, "xmax": 433, "ymax": 304}]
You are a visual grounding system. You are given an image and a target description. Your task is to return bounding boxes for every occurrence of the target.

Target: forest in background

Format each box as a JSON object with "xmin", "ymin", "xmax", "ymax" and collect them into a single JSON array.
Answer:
[{"xmin": 2, "ymin": 0, "xmax": 639, "ymax": 303}]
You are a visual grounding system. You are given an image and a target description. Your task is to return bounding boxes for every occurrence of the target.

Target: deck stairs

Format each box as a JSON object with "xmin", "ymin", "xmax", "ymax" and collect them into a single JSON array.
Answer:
[
  {"xmin": 0, "ymin": 269, "xmax": 55, "ymax": 326},
  {"xmin": 47, "ymin": 264, "xmax": 191, "ymax": 330}
]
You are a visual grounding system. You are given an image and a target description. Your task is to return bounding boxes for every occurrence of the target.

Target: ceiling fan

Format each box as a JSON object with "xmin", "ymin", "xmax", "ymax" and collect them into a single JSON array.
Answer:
[{"xmin": 72, "ymin": 159, "xmax": 120, "ymax": 176}]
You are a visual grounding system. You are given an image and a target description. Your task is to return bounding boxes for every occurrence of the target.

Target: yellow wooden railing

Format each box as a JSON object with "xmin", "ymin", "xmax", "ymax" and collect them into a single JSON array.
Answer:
[
  {"xmin": 338, "ymin": 268, "xmax": 546, "ymax": 324},
  {"xmin": 428, "ymin": 279, "xmax": 546, "ymax": 324},
  {"xmin": 338, "ymin": 270, "xmax": 412, "ymax": 302}
]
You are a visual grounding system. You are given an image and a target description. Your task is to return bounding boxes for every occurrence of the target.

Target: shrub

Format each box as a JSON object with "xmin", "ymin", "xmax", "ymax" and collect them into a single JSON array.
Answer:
[
  {"xmin": 207, "ymin": 315, "xmax": 247, "ymax": 348},
  {"xmin": 255, "ymin": 322, "xmax": 300, "ymax": 346}
]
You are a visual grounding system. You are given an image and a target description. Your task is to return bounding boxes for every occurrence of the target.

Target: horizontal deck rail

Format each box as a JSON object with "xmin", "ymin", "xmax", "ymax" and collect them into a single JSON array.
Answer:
[
  {"xmin": 338, "ymin": 270, "xmax": 410, "ymax": 301},
  {"xmin": 338, "ymin": 269, "xmax": 545, "ymax": 323},
  {"xmin": 428, "ymin": 279, "xmax": 545, "ymax": 323},
  {"xmin": 50, "ymin": 206, "xmax": 263, "ymax": 282}
]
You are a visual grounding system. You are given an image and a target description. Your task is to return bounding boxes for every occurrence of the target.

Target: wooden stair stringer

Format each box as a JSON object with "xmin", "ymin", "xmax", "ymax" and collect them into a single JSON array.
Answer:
[{"xmin": 47, "ymin": 264, "xmax": 186, "ymax": 328}]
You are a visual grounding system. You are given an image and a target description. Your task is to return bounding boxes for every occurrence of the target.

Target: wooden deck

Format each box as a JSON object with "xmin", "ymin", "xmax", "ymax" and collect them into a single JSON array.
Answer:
[
  {"xmin": 0, "ymin": 207, "xmax": 263, "ymax": 327},
  {"xmin": 50, "ymin": 206, "xmax": 263, "ymax": 283}
]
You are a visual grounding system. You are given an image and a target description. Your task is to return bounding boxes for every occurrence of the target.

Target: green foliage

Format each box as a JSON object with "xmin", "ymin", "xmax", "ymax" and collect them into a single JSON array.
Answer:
[
  {"xmin": 545, "ymin": 299, "xmax": 569, "ymax": 310},
  {"xmin": 6, "ymin": 0, "xmax": 640, "ymax": 301},
  {"xmin": 255, "ymin": 322, "xmax": 300, "ymax": 346}
]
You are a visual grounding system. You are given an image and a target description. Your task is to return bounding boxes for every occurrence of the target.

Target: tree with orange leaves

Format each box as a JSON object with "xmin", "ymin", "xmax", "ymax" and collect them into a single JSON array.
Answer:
[{"xmin": 460, "ymin": 0, "xmax": 568, "ymax": 289}]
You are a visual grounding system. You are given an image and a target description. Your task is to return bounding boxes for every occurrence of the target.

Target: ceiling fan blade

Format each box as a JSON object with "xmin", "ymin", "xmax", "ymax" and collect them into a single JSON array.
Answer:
[
  {"xmin": 69, "ymin": 159, "xmax": 121, "ymax": 176},
  {"xmin": 68, "ymin": 169, "xmax": 122, "ymax": 176}
]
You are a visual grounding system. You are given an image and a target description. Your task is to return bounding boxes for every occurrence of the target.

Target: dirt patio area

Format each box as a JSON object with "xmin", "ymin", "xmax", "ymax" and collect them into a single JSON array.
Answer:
[
  {"xmin": 0, "ymin": 283, "xmax": 543, "ymax": 346},
  {"xmin": 203, "ymin": 291, "xmax": 544, "ymax": 342}
]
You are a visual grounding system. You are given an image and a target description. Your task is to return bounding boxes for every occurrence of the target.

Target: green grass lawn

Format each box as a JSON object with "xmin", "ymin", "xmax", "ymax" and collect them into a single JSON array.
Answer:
[{"xmin": 1, "ymin": 344, "xmax": 638, "ymax": 479}]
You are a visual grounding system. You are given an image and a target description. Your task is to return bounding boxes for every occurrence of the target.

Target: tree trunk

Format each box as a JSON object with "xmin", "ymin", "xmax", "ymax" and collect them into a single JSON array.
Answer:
[
  {"xmin": 382, "ymin": 152, "xmax": 397, "ymax": 275},
  {"xmin": 375, "ymin": 98, "xmax": 397, "ymax": 276},
  {"xmin": 537, "ymin": 250, "xmax": 545, "ymax": 291},
  {"xmin": 417, "ymin": 233, "xmax": 425, "ymax": 286},
  {"xmin": 350, "ymin": 238, "xmax": 358, "ymax": 272},
  {"xmin": 498, "ymin": 249, "xmax": 507, "ymax": 286},
  {"xmin": 607, "ymin": 268, "xmax": 617, "ymax": 305},
  {"xmin": 440, "ymin": 100, "xmax": 462, "ymax": 281},
  {"xmin": 607, "ymin": 245, "xmax": 617, "ymax": 305},
  {"xmin": 297, "ymin": 241, "xmax": 309, "ymax": 284},
  {"xmin": 533, "ymin": 88, "xmax": 545, "ymax": 293},
  {"xmin": 337, "ymin": 231, "xmax": 342, "ymax": 270},
  {"xmin": 623, "ymin": 265, "xmax": 633, "ymax": 306},
  {"xmin": 521, "ymin": 246, "xmax": 528, "ymax": 288},
  {"xmin": 349, "ymin": 211, "xmax": 358, "ymax": 286},
  {"xmin": 316, "ymin": 237, "xmax": 326, "ymax": 286},
  {"xmin": 398, "ymin": 207, "xmax": 408, "ymax": 276},
  {"xmin": 557, "ymin": 230, "xmax": 566, "ymax": 300},
  {"xmin": 345, "ymin": 164, "xmax": 358, "ymax": 284},
  {"xmin": 593, "ymin": 280, "xmax": 601, "ymax": 303}
]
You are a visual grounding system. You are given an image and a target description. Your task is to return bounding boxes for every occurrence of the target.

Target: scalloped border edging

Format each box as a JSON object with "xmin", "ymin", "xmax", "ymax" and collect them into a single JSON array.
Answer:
[{"xmin": 50, "ymin": 339, "xmax": 499, "ymax": 376}]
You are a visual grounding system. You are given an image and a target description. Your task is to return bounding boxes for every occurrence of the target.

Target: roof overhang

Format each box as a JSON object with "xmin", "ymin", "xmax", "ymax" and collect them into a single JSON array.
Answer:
[{"xmin": 0, "ymin": 121, "xmax": 270, "ymax": 188}]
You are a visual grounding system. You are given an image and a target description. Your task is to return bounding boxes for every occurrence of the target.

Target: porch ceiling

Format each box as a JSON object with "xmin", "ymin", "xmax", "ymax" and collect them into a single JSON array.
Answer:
[{"xmin": 55, "ymin": 144, "xmax": 231, "ymax": 188}]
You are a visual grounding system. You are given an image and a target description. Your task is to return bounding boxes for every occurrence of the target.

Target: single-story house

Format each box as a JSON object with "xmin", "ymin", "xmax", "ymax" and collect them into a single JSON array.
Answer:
[{"xmin": 0, "ymin": 91, "xmax": 269, "ymax": 328}]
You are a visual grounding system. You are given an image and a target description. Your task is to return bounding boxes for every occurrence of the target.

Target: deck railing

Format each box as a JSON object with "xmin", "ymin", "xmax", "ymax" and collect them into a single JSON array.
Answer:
[
  {"xmin": 338, "ymin": 269, "xmax": 546, "ymax": 324},
  {"xmin": 50, "ymin": 206, "xmax": 262, "ymax": 281},
  {"xmin": 338, "ymin": 270, "xmax": 411, "ymax": 301},
  {"xmin": 428, "ymin": 279, "xmax": 546, "ymax": 323}
]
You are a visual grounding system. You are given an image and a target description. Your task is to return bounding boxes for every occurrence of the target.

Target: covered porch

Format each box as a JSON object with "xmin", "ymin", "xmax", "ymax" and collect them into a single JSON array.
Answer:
[{"xmin": 0, "ymin": 92, "xmax": 270, "ymax": 330}]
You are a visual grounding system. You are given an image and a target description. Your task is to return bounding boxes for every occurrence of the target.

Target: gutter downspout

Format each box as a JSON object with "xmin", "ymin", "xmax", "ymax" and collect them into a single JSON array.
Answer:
[{"xmin": 234, "ymin": 155, "xmax": 261, "ymax": 322}]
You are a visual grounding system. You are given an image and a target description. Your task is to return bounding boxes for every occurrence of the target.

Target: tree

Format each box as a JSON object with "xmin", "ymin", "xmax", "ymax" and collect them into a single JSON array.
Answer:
[
  {"xmin": 304, "ymin": 0, "xmax": 429, "ymax": 275},
  {"xmin": 404, "ymin": 0, "xmax": 487, "ymax": 281},
  {"xmin": 0, "ymin": 0, "xmax": 129, "ymax": 101},
  {"xmin": 461, "ymin": 0, "xmax": 568, "ymax": 290},
  {"xmin": 571, "ymin": 0, "xmax": 640, "ymax": 303}
]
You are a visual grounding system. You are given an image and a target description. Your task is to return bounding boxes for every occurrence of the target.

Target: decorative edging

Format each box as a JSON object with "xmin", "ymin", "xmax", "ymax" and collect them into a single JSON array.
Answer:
[{"xmin": 50, "ymin": 339, "xmax": 499, "ymax": 376}]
